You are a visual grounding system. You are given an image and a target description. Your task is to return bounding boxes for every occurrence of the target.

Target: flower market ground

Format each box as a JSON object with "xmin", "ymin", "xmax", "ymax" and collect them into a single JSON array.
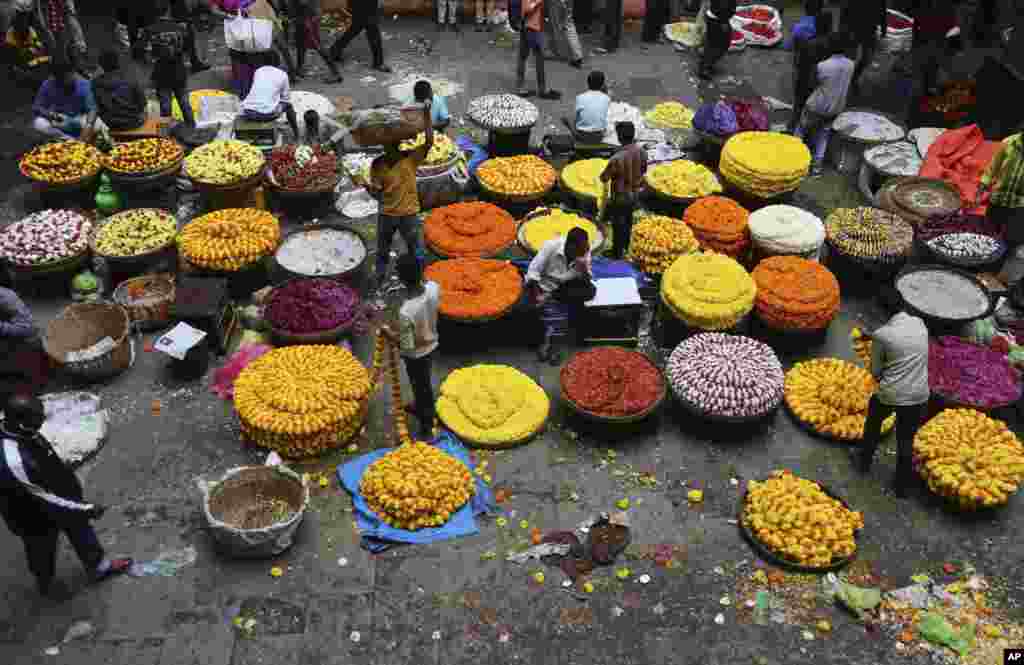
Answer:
[{"xmin": 0, "ymin": 5, "xmax": 1023, "ymax": 665}]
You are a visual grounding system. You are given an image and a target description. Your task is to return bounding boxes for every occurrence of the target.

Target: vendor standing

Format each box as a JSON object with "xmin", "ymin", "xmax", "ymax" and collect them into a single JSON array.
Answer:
[
  {"xmin": 979, "ymin": 132, "xmax": 1024, "ymax": 248},
  {"xmin": 852, "ymin": 289, "xmax": 930, "ymax": 498},
  {"xmin": 0, "ymin": 287, "xmax": 48, "ymax": 404},
  {"xmin": 526, "ymin": 226, "xmax": 595, "ymax": 364},
  {"xmin": 601, "ymin": 121, "xmax": 647, "ymax": 259}
]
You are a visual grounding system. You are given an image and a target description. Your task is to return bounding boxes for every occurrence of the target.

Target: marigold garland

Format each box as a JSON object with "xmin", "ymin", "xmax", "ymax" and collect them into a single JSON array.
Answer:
[
  {"xmin": 645, "ymin": 160, "xmax": 723, "ymax": 200},
  {"xmin": 560, "ymin": 158, "xmax": 609, "ymax": 201},
  {"xmin": 477, "ymin": 155, "xmax": 556, "ymax": 198},
  {"xmin": 752, "ymin": 256, "xmax": 840, "ymax": 330},
  {"xmin": 105, "ymin": 138, "xmax": 184, "ymax": 174},
  {"xmin": 20, "ymin": 140, "xmax": 102, "ymax": 184},
  {"xmin": 436, "ymin": 364, "xmax": 550, "ymax": 447},
  {"xmin": 560, "ymin": 347, "xmax": 665, "ymax": 417},
  {"xmin": 627, "ymin": 214, "xmax": 699, "ymax": 274},
  {"xmin": 660, "ymin": 252, "xmax": 756, "ymax": 330},
  {"xmin": 423, "ymin": 259, "xmax": 523, "ymax": 320},
  {"xmin": 423, "ymin": 202, "xmax": 517, "ymax": 257},
  {"xmin": 913, "ymin": 408, "xmax": 1024, "ymax": 510},
  {"xmin": 683, "ymin": 196, "xmax": 751, "ymax": 258},
  {"xmin": 234, "ymin": 345, "xmax": 372, "ymax": 457},
  {"xmin": 784, "ymin": 359, "xmax": 895, "ymax": 441},
  {"xmin": 521, "ymin": 208, "xmax": 599, "ymax": 253},
  {"xmin": 743, "ymin": 470, "xmax": 863, "ymax": 567},
  {"xmin": 178, "ymin": 208, "xmax": 281, "ymax": 271},
  {"xmin": 399, "ymin": 132, "xmax": 457, "ymax": 166},
  {"xmin": 720, "ymin": 132, "xmax": 810, "ymax": 197}
]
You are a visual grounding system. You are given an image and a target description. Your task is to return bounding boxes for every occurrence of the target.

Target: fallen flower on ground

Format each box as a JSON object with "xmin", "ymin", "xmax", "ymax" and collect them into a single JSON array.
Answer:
[{"xmin": 270, "ymin": 566, "xmax": 283, "ymax": 578}]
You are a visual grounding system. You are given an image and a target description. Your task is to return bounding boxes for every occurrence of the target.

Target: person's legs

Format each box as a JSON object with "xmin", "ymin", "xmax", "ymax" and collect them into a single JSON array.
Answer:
[
  {"xmin": 610, "ymin": 196, "xmax": 636, "ymax": 258},
  {"xmin": 516, "ymin": 28, "xmax": 529, "ymax": 90},
  {"xmin": 22, "ymin": 530, "xmax": 59, "ymax": 593},
  {"xmin": 330, "ymin": 16, "xmax": 366, "ymax": 61},
  {"xmin": 852, "ymin": 32, "xmax": 876, "ymax": 92},
  {"xmin": 62, "ymin": 520, "xmax": 105, "ymax": 573},
  {"xmin": 156, "ymin": 87, "xmax": 173, "ymax": 119},
  {"xmin": 605, "ymin": 0, "xmax": 623, "ymax": 50},
  {"xmin": 396, "ymin": 215, "xmax": 424, "ymax": 264},
  {"xmin": 366, "ymin": 23, "xmax": 386, "ymax": 69},
  {"xmin": 282, "ymin": 102, "xmax": 300, "ymax": 138},
  {"xmin": 403, "ymin": 353, "xmax": 436, "ymax": 439},
  {"xmin": 891, "ymin": 402, "xmax": 927, "ymax": 494},
  {"xmin": 173, "ymin": 86, "xmax": 195, "ymax": 127},
  {"xmin": 294, "ymin": 14, "xmax": 307, "ymax": 73},
  {"xmin": 857, "ymin": 395, "xmax": 894, "ymax": 470},
  {"xmin": 376, "ymin": 214, "xmax": 399, "ymax": 284}
]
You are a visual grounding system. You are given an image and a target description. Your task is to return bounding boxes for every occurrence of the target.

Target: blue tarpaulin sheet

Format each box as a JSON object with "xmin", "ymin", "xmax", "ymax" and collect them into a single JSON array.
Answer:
[
  {"xmin": 338, "ymin": 431, "xmax": 494, "ymax": 552},
  {"xmin": 456, "ymin": 135, "xmax": 489, "ymax": 177}
]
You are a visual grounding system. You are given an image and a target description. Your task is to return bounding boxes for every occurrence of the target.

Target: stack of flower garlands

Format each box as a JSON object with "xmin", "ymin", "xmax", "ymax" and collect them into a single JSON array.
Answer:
[
  {"xmin": 824, "ymin": 207, "xmax": 913, "ymax": 267},
  {"xmin": 423, "ymin": 259, "xmax": 522, "ymax": 321},
  {"xmin": 423, "ymin": 202, "xmax": 516, "ymax": 257},
  {"xmin": 560, "ymin": 158, "xmax": 609, "ymax": 203},
  {"xmin": 683, "ymin": 196, "xmax": 751, "ymax": 258},
  {"xmin": 660, "ymin": 252, "xmax": 756, "ymax": 330},
  {"xmin": 520, "ymin": 208, "xmax": 599, "ymax": 254},
  {"xmin": 399, "ymin": 132, "xmax": 457, "ymax": 167},
  {"xmin": 747, "ymin": 204, "xmax": 825, "ymax": 259},
  {"xmin": 913, "ymin": 408, "xmax": 1024, "ymax": 510},
  {"xmin": 784, "ymin": 359, "xmax": 895, "ymax": 440},
  {"xmin": 359, "ymin": 335, "xmax": 476, "ymax": 530},
  {"xmin": 743, "ymin": 470, "xmax": 863, "ymax": 567},
  {"xmin": 436, "ymin": 364, "xmax": 550, "ymax": 448},
  {"xmin": 560, "ymin": 347, "xmax": 665, "ymax": 418},
  {"xmin": 626, "ymin": 214, "xmax": 699, "ymax": 274},
  {"xmin": 476, "ymin": 155, "xmax": 556, "ymax": 199},
  {"xmin": 751, "ymin": 256, "xmax": 840, "ymax": 331},
  {"xmin": 645, "ymin": 160, "xmax": 722, "ymax": 200},
  {"xmin": 178, "ymin": 209, "xmax": 280, "ymax": 271},
  {"xmin": 20, "ymin": 141, "xmax": 102, "ymax": 184},
  {"xmin": 720, "ymin": 132, "xmax": 810, "ymax": 198},
  {"xmin": 667, "ymin": 333, "xmax": 784, "ymax": 419},
  {"xmin": 234, "ymin": 345, "xmax": 372, "ymax": 457},
  {"xmin": 184, "ymin": 140, "xmax": 265, "ymax": 186}
]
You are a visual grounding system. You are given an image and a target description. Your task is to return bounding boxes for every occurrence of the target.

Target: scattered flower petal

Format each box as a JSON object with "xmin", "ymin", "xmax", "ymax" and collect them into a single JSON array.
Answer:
[
  {"xmin": 943, "ymin": 563, "xmax": 957, "ymax": 574},
  {"xmin": 817, "ymin": 620, "xmax": 832, "ymax": 633},
  {"xmin": 802, "ymin": 630, "xmax": 814, "ymax": 641},
  {"xmin": 318, "ymin": 476, "xmax": 329, "ymax": 488},
  {"xmin": 687, "ymin": 489, "xmax": 704, "ymax": 503},
  {"xmin": 720, "ymin": 596, "xmax": 731, "ymax": 606},
  {"xmin": 533, "ymin": 571, "xmax": 545, "ymax": 584},
  {"xmin": 483, "ymin": 474, "xmax": 492, "ymax": 484},
  {"xmin": 638, "ymin": 574, "xmax": 651, "ymax": 585},
  {"xmin": 496, "ymin": 517, "xmax": 508, "ymax": 528},
  {"xmin": 347, "ymin": 443, "xmax": 358, "ymax": 453},
  {"xmin": 714, "ymin": 613, "xmax": 725, "ymax": 625},
  {"xmin": 519, "ymin": 520, "xmax": 530, "ymax": 529},
  {"xmin": 713, "ymin": 566, "xmax": 725, "ymax": 576},
  {"xmin": 432, "ymin": 630, "xmax": 442, "ymax": 641},
  {"xmin": 616, "ymin": 498, "xmax": 630, "ymax": 510},
  {"xmin": 616, "ymin": 567, "xmax": 631, "ymax": 579},
  {"xmin": 611, "ymin": 606, "xmax": 624, "ymax": 617},
  {"xmin": 652, "ymin": 602, "xmax": 666, "ymax": 616},
  {"xmin": 583, "ymin": 582, "xmax": 594, "ymax": 593},
  {"xmin": 481, "ymin": 550, "xmax": 497, "ymax": 561},
  {"xmin": 44, "ymin": 647, "xmax": 60, "ymax": 656},
  {"xmin": 350, "ymin": 631, "xmax": 361, "ymax": 643},
  {"xmin": 729, "ymin": 478, "xmax": 739, "ymax": 486},
  {"xmin": 606, "ymin": 449, "xmax": 617, "ymax": 458},
  {"xmin": 498, "ymin": 631, "xmax": 511, "ymax": 643},
  {"xmin": 562, "ymin": 579, "xmax": 573, "ymax": 588},
  {"xmin": 270, "ymin": 566, "xmax": 283, "ymax": 578},
  {"xmin": 337, "ymin": 557, "xmax": 349, "ymax": 567},
  {"xmin": 745, "ymin": 599, "xmax": 756, "ymax": 609}
]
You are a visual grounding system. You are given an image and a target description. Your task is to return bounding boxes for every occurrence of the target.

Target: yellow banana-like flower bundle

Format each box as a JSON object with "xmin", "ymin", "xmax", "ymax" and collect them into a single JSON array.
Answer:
[
  {"xmin": 913, "ymin": 408, "xmax": 1024, "ymax": 510},
  {"xmin": 784, "ymin": 358, "xmax": 895, "ymax": 441},
  {"xmin": 436, "ymin": 364, "xmax": 549, "ymax": 447},
  {"xmin": 234, "ymin": 345, "xmax": 371, "ymax": 457},
  {"xmin": 720, "ymin": 132, "xmax": 810, "ymax": 198},
  {"xmin": 178, "ymin": 208, "xmax": 280, "ymax": 271},
  {"xmin": 627, "ymin": 213, "xmax": 699, "ymax": 274},
  {"xmin": 184, "ymin": 139, "xmax": 265, "ymax": 185},
  {"xmin": 660, "ymin": 251, "xmax": 756, "ymax": 330},
  {"xmin": 400, "ymin": 132, "xmax": 457, "ymax": 166},
  {"xmin": 743, "ymin": 469, "xmax": 863, "ymax": 568}
]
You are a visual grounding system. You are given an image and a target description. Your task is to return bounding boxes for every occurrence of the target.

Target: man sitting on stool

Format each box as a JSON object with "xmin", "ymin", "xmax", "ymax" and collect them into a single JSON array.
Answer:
[
  {"xmin": 526, "ymin": 226, "xmax": 595, "ymax": 364},
  {"xmin": 239, "ymin": 50, "xmax": 300, "ymax": 139}
]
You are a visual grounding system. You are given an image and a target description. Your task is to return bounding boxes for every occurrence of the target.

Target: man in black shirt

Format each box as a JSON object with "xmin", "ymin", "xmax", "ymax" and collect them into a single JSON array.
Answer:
[
  {"xmin": 93, "ymin": 50, "xmax": 148, "ymax": 131},
  {"xmin": 145, "ymin": 0, "xmax": 195, "ymax": 128}
]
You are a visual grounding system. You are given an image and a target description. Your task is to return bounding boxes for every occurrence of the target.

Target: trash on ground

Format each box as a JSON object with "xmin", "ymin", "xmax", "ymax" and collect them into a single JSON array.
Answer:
[
  {"xmin": 918, "ymin": 612, "xmax": 975, "ymax": 657},
  {"xmin": 128, "ymin": 546, "xmax": 198, "ymax": 577},
  {"xmin": 62, "ymin": 621, "xmax": 95, "ymax": 643},
  {"xmin": 506, "ymin": 543, "xmax": 571, "ymax": 563}
]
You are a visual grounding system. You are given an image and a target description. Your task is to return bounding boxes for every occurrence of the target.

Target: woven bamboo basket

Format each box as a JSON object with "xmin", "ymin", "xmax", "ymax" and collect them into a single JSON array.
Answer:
[
  {"xmin": 106, "ymin": 152, "xmax": 185, "ymax": 184},
  {"xmin": 112, "ymin": 274, "xmax": 175, "ymax": 331},
  {"xmin": 43, "ymin": 302, "xmax": 133, "ymax": 381}
]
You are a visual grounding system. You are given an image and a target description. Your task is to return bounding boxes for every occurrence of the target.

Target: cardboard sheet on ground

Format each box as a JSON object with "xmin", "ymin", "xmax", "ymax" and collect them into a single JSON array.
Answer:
[{"xmin": 338, "ymin": 432, "xmax": 494, "ymax": 552}]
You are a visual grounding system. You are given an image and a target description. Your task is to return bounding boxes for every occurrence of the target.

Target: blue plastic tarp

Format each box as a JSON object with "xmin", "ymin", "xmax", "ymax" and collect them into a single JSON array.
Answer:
[
  {"xmin": 456, "ymin": 135, "xmax": 489, "ymax": 177},
  {"xmin": 338, "ymin": 431, "xmax": 494, "ymax": 552}
]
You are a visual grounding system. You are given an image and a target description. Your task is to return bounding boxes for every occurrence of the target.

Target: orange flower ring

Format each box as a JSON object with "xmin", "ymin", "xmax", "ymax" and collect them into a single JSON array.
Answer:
[
  {"xmin": 752, "ymin": 256, "xmax": 840, "ymax": 330},
  {"xmin": 424, "ymin": 258, "xmax": 523, "ymax": 320},
  {"xmin": 424, "ymin": 202, "xmax": 517, "ymax": 257},
  {"xmin": 683, "ymin": 196, "xmax": 751, "ymax": 256}
]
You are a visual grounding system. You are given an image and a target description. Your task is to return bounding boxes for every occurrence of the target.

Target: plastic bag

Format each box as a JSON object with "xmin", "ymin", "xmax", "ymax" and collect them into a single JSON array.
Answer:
[
  {"xmin": 210, "ymin": 345, "xmax": 272, "ymax": 400},
  {"xmin": 224, "ymin": 12, "xmax": 273, "ymax": 52},
  {"xmin": 693, "ymin": 101, "xmax": 738, "ymax": 137},
  {"xmin": 39, "ymin": 392, "xmax": 108, "ymax": 466},
  {"xmin": 128, "ymin": 546, "xmax": 198, "ymax": 577},
  {"xmin": 834, "ymin": 581, "xmax": 881, "ymax": 618},
  {"xmin": 918, "ymin": 612, "xmax": 975, "ymax": 656}
]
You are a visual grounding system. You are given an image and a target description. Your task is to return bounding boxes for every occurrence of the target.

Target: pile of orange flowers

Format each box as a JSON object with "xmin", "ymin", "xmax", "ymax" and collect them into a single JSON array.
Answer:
[
  {"xmin": 423, "ymin": 258, "xmax": 523, "ymax": 320},
  {"xmin": 683, "ymin": 196, "xmax": 751, "ymax": 258},
  {"xmin": 752, "ymin": 256, "xmax": 840, "ymax": 331},
  {"xmin": 423, "ymin": 202, "xmax": 517, "ymax": 257}
]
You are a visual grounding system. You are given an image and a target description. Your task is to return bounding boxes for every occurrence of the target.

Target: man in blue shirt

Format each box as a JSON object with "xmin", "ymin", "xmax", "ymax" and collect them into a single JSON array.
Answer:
[
  {"xmin": 31, "ymin": 60, "xmax": 99, "ymax": 141},
  {"xmin": 569, "ymin": 70, "xmax": 610, "ymax": 143},
  {"xmin": 413, "ymin": 80, "xmax": 450, "ymax": 131}
]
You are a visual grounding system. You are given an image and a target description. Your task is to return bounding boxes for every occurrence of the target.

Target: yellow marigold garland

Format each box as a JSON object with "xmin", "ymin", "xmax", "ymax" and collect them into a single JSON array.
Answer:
[
  {"xmin": 561, "ymin": 158, "xmax": 609, "ymax": 201},
  {"xmin": 660, "ymin": 252, "xmax": 756, "ymax": 330},
  {"xmin": 645, "ymin": 160, "xmax": 722, "ymax": 200},
  {"xmin": 178, "ymin": 208, "xmax": 280, "ymax": 271},
  {"xmin": 644, "ymin": 102, "xmax": 695, "ymax": 129},
  {"xmin": 784, "ymin": 358, "xmax": 895, "ymax": 441},
  {"xmin": 436, "ymin": 364, "xmax": 550, "ymax": 447},
  {"xmin": 913, "ymin": 408, "xmax": 1024, "ymax": 510},
  {"xmin": 720, "ymin": 132, "xmax": 810, "ymax": 197},
  {"xmin": 627, "ymin": 214, "xmax": 699, "ymax": 274},
  {"xmin": 477, "ymin": 155, "xmax": 556, "ymax": 198},
  {"xmin": 521, "ymin": 208, "xmax": 599, "ymax": 253}
]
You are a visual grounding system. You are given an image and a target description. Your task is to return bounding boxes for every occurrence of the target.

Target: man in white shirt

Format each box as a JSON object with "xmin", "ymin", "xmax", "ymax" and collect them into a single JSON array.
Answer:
[
  {"xmin": 382, "ymin": 253, "xmax": 439, "ymax": 440},
  {"xmin": 568, "ymin": 70, "xmax": 610, "ymax": 143},
  {"xmin": 239, "ymin": 50, "xmax": 300, "ymax": 139},
  {"xmin": 526, "ymin": 227, "xmax": 595, "ymax": 363}
]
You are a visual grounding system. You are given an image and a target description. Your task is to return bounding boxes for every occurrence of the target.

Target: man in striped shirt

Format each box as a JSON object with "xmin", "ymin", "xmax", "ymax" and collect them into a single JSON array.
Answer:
[{"xmin": 1, "ymin": 395, "xmax": 132, "ymax": 597}]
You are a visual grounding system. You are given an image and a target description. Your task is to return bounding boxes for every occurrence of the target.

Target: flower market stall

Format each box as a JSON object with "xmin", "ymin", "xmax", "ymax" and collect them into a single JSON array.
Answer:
[
  {"xmin": 467, "ymin": 94, "xmax": 540, "ymax": 157},
  {"xmin": 751, "ymin": 256, "xmax": 840, "ymax": 334},
  {"xmin": 184, "ymin": 140, "xmax": 267, "ymax": 210},
  {"xmin": 274, "ymin": 224, "xmax": 368, "ymax": 284},
  {"xmin": 824, "ymin": 207, "xmax": 914, "ymax": 279},
  {"xmin": 682, "ymin": 196, "xmax": 751, "ymax": 260},
  {"xmin": 476, "ymin": 155, "xmax": 557, "ymax": 210},
  {"xmin": 560, "ymin": 158, "xmax": 610, "ymax": 212},
  {"xmin": 518, "ymin": 207, "xmax": 603, "ymax": 255},
  {"xmin": 747, "ymin": 204, "xmax": 825, "ymax": 261},
  {"xmin": 20, "ymin": 140, "xmax": 103, "ymax": 207},
  {"xmin": 0, "ymin": 209, "xmax": 93, "ymax": 283},
  {"xmin": 719, "ymin": 132, "xmax": 811, "ymax": 202},
  {"xmin": 423, "ymin": 202, "xmax": 517, "ymax": 258},
  {"xmin": 659, "ymin": 252, "xmax": 756, "ymax": 344},
  {"xmin": 784, "ymin": 359, "xmax": 895, "ymax": 441},
  {"xmin": 264, "ymin": 278, "xmax": 361, "ymax": 345},
  {"xmin": 560, "ymin": 346, "xmax": 666, "ymax": 423},
  {"xmin": 644, "ymin": 161, "xmax": 723, "ymax": 214},
  {"xmin": 423, "ymin": 258, "xmax": 522, "ymax": 322},
  {"xmin": 178, "ymin": 208, "xmax": 281, "ymax": 298},
  {"xmin": 626, "ymin": 213, "xmax": 699, "ymax": 275}
]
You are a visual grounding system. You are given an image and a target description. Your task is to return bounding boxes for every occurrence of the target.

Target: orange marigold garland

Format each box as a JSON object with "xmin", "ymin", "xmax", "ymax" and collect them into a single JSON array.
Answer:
[
  {"xmin": 423, "ymin": 202, "xmax": 517, "ymax": 257},
  {"xmin": 423, "ymin": 258, "xmax": 523, "ymax": 320},
  {"xmin": 683, "ymin": 196, "xmax": 751, "ymax": 258},
  {"xmin": 752, "ymin": 256, "xmax": 840, "ymax": 331}
]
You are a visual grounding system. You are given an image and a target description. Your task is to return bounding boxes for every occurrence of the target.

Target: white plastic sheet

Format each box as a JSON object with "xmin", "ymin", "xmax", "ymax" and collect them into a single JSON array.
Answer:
[{"xmin": 39, "ymin": 392, "xmax": 108, "ymax": 466}]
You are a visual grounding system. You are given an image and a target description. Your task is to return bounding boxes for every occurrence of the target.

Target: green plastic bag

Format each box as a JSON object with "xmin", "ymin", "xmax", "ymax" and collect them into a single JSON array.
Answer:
[
  {"xmin": 918, "ymin": 612, "xmax": 975, "ymax": 657},
  {"xmin": 835, "ymin": 582, "xmax": 881, "ymax": 618}
]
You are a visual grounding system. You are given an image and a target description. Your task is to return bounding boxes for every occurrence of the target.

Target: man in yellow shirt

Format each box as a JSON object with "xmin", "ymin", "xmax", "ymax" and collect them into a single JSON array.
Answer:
[
  {"xmin": 367, "ymin": 102, "xmax": 433, "ymax": 289},
  {"xmin": 980, "ymin": 132, "xmax": 1024, "ymax": 248}
]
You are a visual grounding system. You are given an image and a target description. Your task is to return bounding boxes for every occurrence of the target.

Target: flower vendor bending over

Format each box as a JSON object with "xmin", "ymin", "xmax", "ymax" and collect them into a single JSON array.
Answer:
[
  {"xmin": 601, "ymin": 121, "xmax": 648, "ymax": 259},
  {"xmin": 0, "ymin": 287, "xmax": 48, "ymax": 404},
  {"xmin": 794, "ymin": 32, "xmax": 855, "ymax": 176},
  {"xmin": 1, "ymin": 394, "xmax": 133, "ymax": 597},
  {"xmin": 31, "ymin": 59, "xmax": 99, "ymax": 141},
  {"xmin": 979, "ymin": 131, "xmax": 1024, "ymax": 248},
  {"xmin": 526, "ymin": 226, "xmax": 595, "ymax": 364},
  {"xmin": 366, "ymin": 101, "xmax": 433, "ymax": 289},
  {"xmin": 381, "ymin": 253, "xmax": 440, "ymax": 440},
  {"xmin": 852, "ymin": 288, "xmax": 929, "ymax": 498}
]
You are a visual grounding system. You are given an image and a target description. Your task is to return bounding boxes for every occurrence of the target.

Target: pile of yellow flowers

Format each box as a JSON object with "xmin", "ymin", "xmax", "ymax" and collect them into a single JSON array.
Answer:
[
  {"xmin": 94, "ymin": 209, "xmax": 177, "ymax": 257},
  {"xmin": 720, "ymin": 132, "xmax": 810, "ymax": 198},
  {"xmin": 184, "ymin": 140, "xmax": 265, "ymax": 185},
  {"xmin": 825, "ymin": 207, "xmax": 914, "ymax": 262},
  {"xmin": 521, "ymin": 208, "xmax": 599, "ymax": 253},
  {"xmin": 660, "ymin": 252, "xmax": 755, "ymax": 330},
  {"xmin": 627, "ymin": 214, "xmax": 699, "ymax": 274},
  {"xmin": 784, "ymin": 359, "xmax": 895, "ymax": 440},
  {"xmin": 234, "ymin": 345, "xmax": 371, "ymax": 457},
  {"xmin": 644, "ymin": 101, "xmax": 695, "ymax": 129},
  {"xmin": 20, "ymin": 141, "xmax": 102, "ymax": 184},
  {"xmin": 172, "ymin": 88, "xmax": 232, "ymax": 122},
  {"xmin": 913, "ymin": 408, "xmax": 1024, "ymax": 510},
  {"xmin": 436, "ymin": 364, "xmax": 550, "ymax": 448},
  {"xmin": 400, "ymin": 132, "xmax": 456, "ymax": 166},
  {"xmin": 646, "ymin": 160, "xmax": 722, "ymax": 200},
  {"xmin": 477, "ymin": 155, "xmax": 556, "ymax": 199},
  {"xmin": 178, "ymin": 208, "xmax": 280, "ymax": 271},
  {"xmin": 743, "ymin": 470, "xmax": 863, "ymax": 568},
  {"xmin": 850, "ymin": 327, "xmax": 873, "ymax": 370},
  {"xmin": 560, "ymin": 158, "xmax": 608, "ymax": 201}
]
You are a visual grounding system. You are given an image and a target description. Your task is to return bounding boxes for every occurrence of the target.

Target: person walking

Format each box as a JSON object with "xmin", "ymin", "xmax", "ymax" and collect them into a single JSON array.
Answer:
[
  {"xmin": 329, "ymin": 0, "xmax": 390, "ymax": 72},
  {"xmin": 289, "ymin": 0, "xmax": 342, "ymax": 82},
  {"xmin": 643, "ymin": 0, "xmax": 670, "ymax": 43},
  {"xmin": 146, "ymin": 0, "xmax": 196, "ymax": 129},
  {"xmin": 545, "ymin": 0, "xmax": 583, "ymax": 68},
  {"xmin": 841, "ymin": 0, "xmax": 886, "ymax": 97},
  {"xmin": 437, "ymin": 0, "xmax": 459, "ymax": 31},
  {"xmin": 1, "ymin": 394, "xmax": 133, "ymax": 597},
  {"xmin": 979, "ymin": 130, "xmax": 1024, "ymax": 248},
  {"xmin": 851, "ymin": 290, "xmax": 930, "ymax": 498},
  {"xmin": 601, "ymin": 0, "xmax": 624, "ymax": 53},
  {"xmin": 573, "ymin": 0, "xmax": 591, "ymax": 33},
  {"xmin": 699, "ymin": 0, "xmax": 736, "ymax": 80},
  {"xmin": 517, "ymin": 0, "xmax": 561, "ymax": 99},
  {"xmin": 171, "ymin": 0, "xmax": 211, "ymax": 72},
  {"xmin": 601, "ymin": 121, "xmax": 647, "ymax": 258}
]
